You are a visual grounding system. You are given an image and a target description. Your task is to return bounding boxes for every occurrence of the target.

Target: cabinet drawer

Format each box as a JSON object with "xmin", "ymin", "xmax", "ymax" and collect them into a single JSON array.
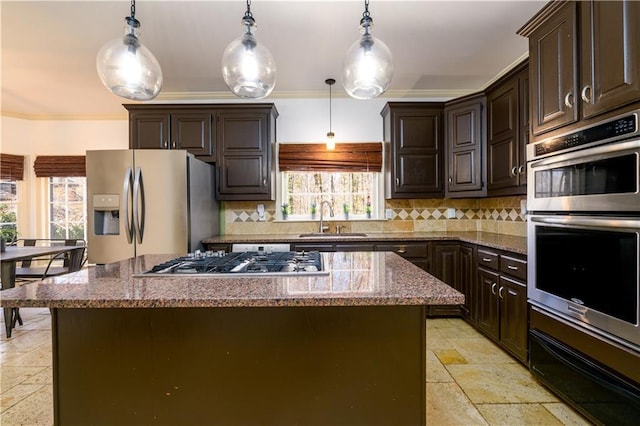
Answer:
[
  {"xmin": 500, "ymin": 255, "xmax": 527, "ymax": 281},
  {"xmin": 336, "ymin": 244, "xmax": 375, "ymax": 252},
  {"xmin": 477, "ymin": 249, "xmax": 499, "ymax": 270},
  {"xmin": 376, "ymin": 243, "xmax": 428, "ymax": 258}
]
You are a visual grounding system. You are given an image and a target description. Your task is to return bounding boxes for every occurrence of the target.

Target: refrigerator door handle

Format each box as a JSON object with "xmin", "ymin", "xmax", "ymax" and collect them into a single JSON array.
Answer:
[
  {"xmin": 123, "ymin": 167, "xmax": 134, "ymax": 244},
  {"xmin": 133, "ymin": 166, "xmax": 146, "ymax": 244}
]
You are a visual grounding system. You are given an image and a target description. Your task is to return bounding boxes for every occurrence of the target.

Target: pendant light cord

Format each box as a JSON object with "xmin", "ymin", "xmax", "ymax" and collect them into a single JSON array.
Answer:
[
  {"xmin": 130, "ymin": 0, "xmax": 136, "ymax": 19},
  {"xmin": 329, "ymin": 82, "xmax": 332, "ymax": 134}
]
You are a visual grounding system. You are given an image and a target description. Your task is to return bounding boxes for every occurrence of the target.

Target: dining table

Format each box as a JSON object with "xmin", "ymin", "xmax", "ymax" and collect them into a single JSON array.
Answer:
[{"xmin": 1, "ymin": 245, "xmax": 80, "ymax": 337}]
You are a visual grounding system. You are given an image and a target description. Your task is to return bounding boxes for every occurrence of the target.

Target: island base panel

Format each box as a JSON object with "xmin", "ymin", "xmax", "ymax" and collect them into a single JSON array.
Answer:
[{"xmin": 52, "ymin": 306, "xmax": 426, "ymax": 425}]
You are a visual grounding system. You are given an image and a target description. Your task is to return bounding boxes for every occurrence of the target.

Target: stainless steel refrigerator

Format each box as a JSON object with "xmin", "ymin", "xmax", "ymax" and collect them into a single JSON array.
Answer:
[{"xmin": 86, "ymin": 149, "xmax": 219, "ymax": 264}]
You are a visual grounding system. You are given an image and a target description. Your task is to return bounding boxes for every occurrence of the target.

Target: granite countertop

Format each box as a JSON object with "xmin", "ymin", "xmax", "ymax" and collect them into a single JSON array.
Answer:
[
  {"xmin": 0, "ymin": 252, "xmax": 464, "ymax": 309},
  {"xmin": 203, "ymin": 231, "xmax": 527, "ymax": 255}
]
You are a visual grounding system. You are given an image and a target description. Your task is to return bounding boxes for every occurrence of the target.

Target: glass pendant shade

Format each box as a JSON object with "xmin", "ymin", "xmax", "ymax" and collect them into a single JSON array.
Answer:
[
  {"xmin": 96, "ymin": 17, "xmax": 163, "ymax": 101},
  {"xmin": 342, "ymin": 5, "xmax": 393, "ymax": 100},
  {"xmin": 222, "ymin": 18, "xmax": 276, "ymax": 99}
]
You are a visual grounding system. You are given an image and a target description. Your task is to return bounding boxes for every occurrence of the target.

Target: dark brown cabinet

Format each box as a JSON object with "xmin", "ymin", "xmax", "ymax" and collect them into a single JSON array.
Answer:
[
  {"xmin": 476, "ymin": 247, "xmax": 528, "ymax": 363},
  {"xmin": 125, "ymin": 104, "xmax": 278, "ymax": 201},
  {"xmin": 216, "ymin": 106, "xmax": 278, "ymax": 201},
  {"xmin": 445, "ymin": 94, "xmax": 487, "ymax": 197},
  {"xmin": 381, "ymin": 103, "xmax": 444, "ymax": 199},
  {"xmin": 428, "ymin": 242, "xmax": 462, "ymax": 317},
  {"xmin": 126, "ymin": 106, "xmax": 215, "ymax": 162},
  {"xmin": 520, "ymin": 0, "xmax": 640, "ymax": 138},
  {"xmin": 458, "ymin": 244, "xmax": 475, "ymax": 322},
  {"xmin": 486, "ymin": 61, "xmax": 528, "ymax": 196}
]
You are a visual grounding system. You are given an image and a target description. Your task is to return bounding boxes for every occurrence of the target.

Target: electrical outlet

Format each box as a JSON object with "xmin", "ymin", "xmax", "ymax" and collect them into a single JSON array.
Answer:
[
  {"xmin": 446, "ymin": 208, "xmax": 456, "ymax": 219},
  {"xmin": 256, "ymin": 204, "xmax": 265, "ymax": 221},
  {"xmin": 385, "ymin": 209, "xmax": 393, "ymax": 220}
]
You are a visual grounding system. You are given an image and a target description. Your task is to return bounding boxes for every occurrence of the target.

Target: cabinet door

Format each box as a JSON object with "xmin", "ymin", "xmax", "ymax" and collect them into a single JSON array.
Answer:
[
  {"xmin": 445, "ymin": 96, "xmax": 486, "ymax": 197},
  {"xmin": 476, "ymin": 267, "xmax": 500, "ymax": 341},
  {"xmin": 459, "ymin": 245, "xmax": 475, "ymax": 322},
  {"xmin": 432, "ymin": 243, "xmax": 459, "ymax": 289},
  {"xmin": 487, "ymin": 79, "xmax": 519, "ymax": 190},
  {"xmin": 580, "ymin": 0, "xmax": 640, "ymax": 119},
  {"xmin": 217, "ymin": 111, "xmax": 271, "ymax": 200},
  {"xmin": 130, "ymin": 112, "xmax": 170, "ymax": 149},
  {"xmin": 529, "ymin": 1, "xmax": 578, "ymax": 135},
  {"xmin": 385, "ymin": 105, "xmax": 444, "ymax": 198},
  {"xmin": 499, "ymin": 276, "xmax": 528, "ymax": 362},
  {"xmin": 171, "ymin": 111, "xmax": 214, "ymax": 161}
]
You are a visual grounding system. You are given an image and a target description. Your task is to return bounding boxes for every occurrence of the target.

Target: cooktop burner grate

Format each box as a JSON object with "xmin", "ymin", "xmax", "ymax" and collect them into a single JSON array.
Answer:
[{"xmin": 137, "ymin": 251, "xmax": 326, "ymax": 277}]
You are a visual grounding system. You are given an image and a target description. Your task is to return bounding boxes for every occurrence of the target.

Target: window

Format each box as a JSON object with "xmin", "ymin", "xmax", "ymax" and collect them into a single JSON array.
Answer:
[
  {"xmin": 282, "ymin": 171, "xmax": 378, "ymax": 219},
  {"xmin": 49, "ymin": 177, "xmax": 86, "ymax": 240},
  {"xmin": 0, "ymin": 179, "xmax": 18, "ymax": 242}
]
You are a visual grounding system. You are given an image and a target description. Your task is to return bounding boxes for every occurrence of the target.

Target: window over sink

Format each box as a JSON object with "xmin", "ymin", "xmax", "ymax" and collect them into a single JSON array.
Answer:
[{"xmin": 279, "ymin": 171, "xmax": 382, "ymax": 221}]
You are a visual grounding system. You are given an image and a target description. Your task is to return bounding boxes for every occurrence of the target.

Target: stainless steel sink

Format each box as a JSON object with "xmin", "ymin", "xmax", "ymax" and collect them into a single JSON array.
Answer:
[{"xmin": 299, "ymin": 233, "xmax": 368, "ymax": 238}]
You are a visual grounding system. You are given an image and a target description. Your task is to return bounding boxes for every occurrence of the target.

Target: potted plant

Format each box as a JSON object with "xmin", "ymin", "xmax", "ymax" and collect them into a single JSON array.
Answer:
[
  {"xmin": 365, "ymin": 199, "xmax": 372, "ymax": 219},
  {"xmin": 310, "ymin": 202, "xmax": 317, "ymax": 220},
  {"xmin": 281, "ymin": 203, "xmax": 289, "ymax": 220},
  {"xmin": 343, "ymin": 202, "xmax": 349, "ymax": 220}
]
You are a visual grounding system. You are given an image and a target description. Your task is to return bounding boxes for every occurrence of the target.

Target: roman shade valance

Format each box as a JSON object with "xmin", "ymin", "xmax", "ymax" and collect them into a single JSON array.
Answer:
[
  {"xmin": 0, "ymin": 154, "xmax": 25, "ymax": 181},
  {"xmin": 278, "ymin": 143, "xmax": 382, "ymax": 172},
  {"xmin": 34, "ymin": 156, "xmax": 86, "ymax": 177}
]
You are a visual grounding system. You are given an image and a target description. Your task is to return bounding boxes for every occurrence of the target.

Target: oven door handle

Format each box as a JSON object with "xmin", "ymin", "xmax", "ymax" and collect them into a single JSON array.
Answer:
[{"xmin": 531, "ymin": 215, "xmax": 640, "ymax": 229}]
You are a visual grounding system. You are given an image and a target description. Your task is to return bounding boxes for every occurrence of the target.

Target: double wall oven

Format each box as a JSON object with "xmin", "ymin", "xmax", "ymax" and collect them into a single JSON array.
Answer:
[{"xmin": 527, "ymin": 110, "xmax": 640, "ymax": 424}]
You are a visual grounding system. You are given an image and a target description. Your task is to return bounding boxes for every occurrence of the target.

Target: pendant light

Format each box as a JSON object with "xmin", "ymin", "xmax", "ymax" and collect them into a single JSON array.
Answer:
[
  {"xmin": 222, "ymin": 0, "xmax": 276, "ymax": 99},
  {"xmin": 342, "ymin": 0, "xmax": 393, "ymax": 100},
  {"xmin": 96, "ymin": 0, "xmax": 163, "ymax": 101},
  {"xmin": 325, "ymin": 78, "xmax": 336, "ymax": 150}
]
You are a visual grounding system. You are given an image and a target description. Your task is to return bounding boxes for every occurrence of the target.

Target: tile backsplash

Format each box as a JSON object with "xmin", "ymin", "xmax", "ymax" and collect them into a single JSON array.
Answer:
[{"xmin": 223, "ymin": 196, "xmax": 527, "ymax": 237}]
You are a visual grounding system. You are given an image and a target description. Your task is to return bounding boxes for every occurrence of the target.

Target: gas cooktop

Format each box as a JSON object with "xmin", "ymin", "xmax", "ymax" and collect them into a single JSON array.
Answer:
[{"xmin": 136, "ymin": 251, "xmax": 327, "ymax": 277}]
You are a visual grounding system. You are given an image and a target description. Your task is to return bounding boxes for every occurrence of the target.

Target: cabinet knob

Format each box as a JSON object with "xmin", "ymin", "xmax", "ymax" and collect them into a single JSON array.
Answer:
[
  {"xmin": 581, "ymin": 85, "xmax": 592, "ymax": 103},
  {"xmin": 263, "ymin": 178, "xmax": 267, "ymax": 187},
  {"xmin": 511, "ymin": 166, "xmax": 517, "ymax": 177},
  {"xmin": 448, "ymin": 176, "xmax": 452, "ymax": 183},
  {"xmin": 163, "ymin": 141, "xmax": 168, "ymax": 148},
  {"xmin": 395, "ymin": 177, "xmax": 400, "ymax": 186},
  {"xmin": 491, "ymin": 283, "xmax": 497, "ymax": 295},
  {"xmin": 482, "ymin": 258, "xmax": 492, "ymax": 262},
  {"xmin": 499, "ymin": 286, "xmax": 504, "ymax": 299},
  {"xmin": 396, "ymin": 248, "xmax": 406, "ymax": 254},
  {"xmin": 518, "ymin": 165, "xmax": 525, "ymax": 175},
  {"xmin": 564, "ymin": 92, "xmax": 574, "ymax": 108},
  {"xmin": 507, "ymin": 265, "xmax": 519, "ymax": 271},
  {"xmin": 172, "ymin": 141, "xmax": 176, "ymax": 149}
]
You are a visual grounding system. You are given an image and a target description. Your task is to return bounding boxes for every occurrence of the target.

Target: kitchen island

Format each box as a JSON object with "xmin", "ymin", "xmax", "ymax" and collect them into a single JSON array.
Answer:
[{"xmin": 0, "ymin": 251, "xmax": 463, "ymax": 425}]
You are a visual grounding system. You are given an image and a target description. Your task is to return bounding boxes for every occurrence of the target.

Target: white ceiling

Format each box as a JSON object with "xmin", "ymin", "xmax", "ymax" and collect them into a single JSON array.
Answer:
[{"xmin": 1, "ymin": 0, "xmax": 545, "ymax": 120}]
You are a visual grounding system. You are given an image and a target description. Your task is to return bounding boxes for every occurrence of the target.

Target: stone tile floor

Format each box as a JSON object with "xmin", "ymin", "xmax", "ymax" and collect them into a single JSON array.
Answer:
[{"xmin": 0, "ymin": 308, "xmax": 593, "ymax": 425}]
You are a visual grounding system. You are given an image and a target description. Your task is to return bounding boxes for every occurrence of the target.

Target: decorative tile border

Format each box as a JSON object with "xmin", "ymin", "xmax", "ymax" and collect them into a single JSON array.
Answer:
[{"xmin": 228, "ymin": 206, "xmax": 525, "ymax": 223}]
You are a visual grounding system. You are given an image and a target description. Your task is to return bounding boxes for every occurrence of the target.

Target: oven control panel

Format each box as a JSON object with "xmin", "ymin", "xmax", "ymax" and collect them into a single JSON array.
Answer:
[{"xmin": 532, "ymin": 111, "xmax": 638, "ymax": 158}]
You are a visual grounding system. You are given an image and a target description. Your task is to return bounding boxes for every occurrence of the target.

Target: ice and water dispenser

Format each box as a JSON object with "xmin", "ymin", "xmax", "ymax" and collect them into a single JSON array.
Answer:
[{"xmin": 92, "ymin": 195, "xmax": 120, "ymax": 235}]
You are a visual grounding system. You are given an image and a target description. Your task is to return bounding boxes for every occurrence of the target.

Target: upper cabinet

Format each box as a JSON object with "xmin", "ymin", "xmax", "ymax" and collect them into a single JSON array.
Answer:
[
  {"xmin": 125, "ymin": 104, "xmax": 278, "ymax": 201},
  {"xmin": 485, "ymin": 61, "xmax": 528, "ymax": 196},
  {"xmin": 381, "ymin": 102, "xmax": 445, "ymax": 199},
  {"xmin": 216, "ymin": 106, "xmax": 278, "ymax": 201},
  {"xmin": 444, "ymin": 94, "xmax": 487, "ymax": 198},
  {"xmin": 519, "ymin": 0, "xmax": 640, "ymax": 139},
  {"xmin": 125, "ymin": 106, "xmax": 215, "ymax": 162}
]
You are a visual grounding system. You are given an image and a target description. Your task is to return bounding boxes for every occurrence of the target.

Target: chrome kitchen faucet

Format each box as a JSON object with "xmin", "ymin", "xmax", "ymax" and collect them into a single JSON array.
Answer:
[{"xmin": 319, "ymin": 200, "xmax": 334, "ymax": 234}]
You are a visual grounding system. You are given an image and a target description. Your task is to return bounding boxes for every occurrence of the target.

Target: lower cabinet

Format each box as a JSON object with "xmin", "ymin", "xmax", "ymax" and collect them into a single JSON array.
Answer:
[{"xmin": 476, "ymin": 247, "xmax": 528, "ymax": 363}]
